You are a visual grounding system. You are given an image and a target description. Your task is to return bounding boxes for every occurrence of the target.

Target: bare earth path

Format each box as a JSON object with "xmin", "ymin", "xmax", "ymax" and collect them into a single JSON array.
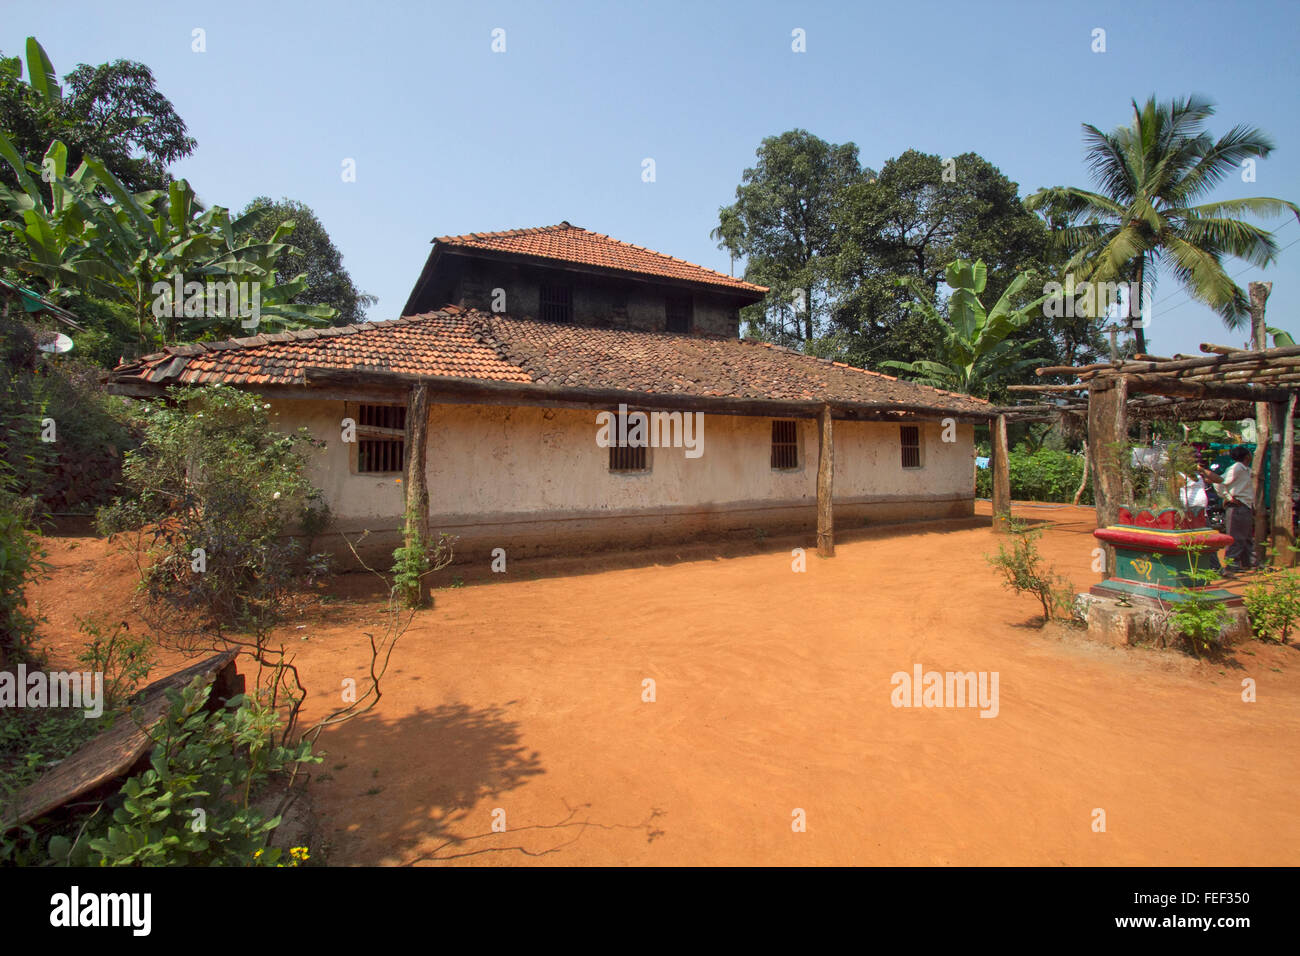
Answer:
[{"xmin": 30, "ymin": 503, "xmax": 1300, "ymax": 865}]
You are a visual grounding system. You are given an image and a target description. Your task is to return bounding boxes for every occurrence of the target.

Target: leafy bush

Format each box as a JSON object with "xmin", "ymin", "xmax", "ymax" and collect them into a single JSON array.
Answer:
[
  {"xmin": 74, "ymin": 615, "xmax": 153, "ymax": 712},
  {"xmin": 0, "ymin": 462, "xmax": 45, "ymax": 666},
  {"xmin": 97, "ymin": 384, "xmax": 330, "ymax": 632},
  {"xmin": 0, "ymin": 317, "xmax": 140, "ymax": 513},
  {"xmin": 1164, "ymin": 553, "xmax": 1230, "ymax": 658},
  {"xmin": 49, "ymin": 675, "xmax": 319, "ymax": 866},
  {"xmin": 976, "ymin": 448, "xmax": 1092, "ymax": 505},
  {"xmin": 1243, "ymin": 568, "xmax": 1300, "ymax": 644},
  {"xmin": 391, "ymin": 506, "xmax": 455, "ymax": 609},
  {"xmin": 986, "ymin": 520, "xmax": 1075, "ymax": 622}
]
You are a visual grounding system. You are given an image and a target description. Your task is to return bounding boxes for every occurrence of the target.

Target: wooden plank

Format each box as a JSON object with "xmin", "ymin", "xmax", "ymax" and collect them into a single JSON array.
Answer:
[
  {"xmin": 1251, "ymin": 282, "xmax": 1273, "ymax": 566},
  {"xmin": 1088, "ymin": 377, "xmax": 1129, "ymax": 568},
  {"xmin": 2, "ymin": 650, "xmax": 239, "ymax": 830},
  {"xmin": 991, "ymin": 413, "xmax": 1011, "ymax": 533},
  {"xmin": 403, "ymin": 383, "xmax": 432, "ymax": 603},
  {"xmin": 816, "ymin": 404, "xmax": 835, "ymax": 557},
  {"xmin": 1272, "ymin": 395, "xmax": 1296, "ymax": 566}
]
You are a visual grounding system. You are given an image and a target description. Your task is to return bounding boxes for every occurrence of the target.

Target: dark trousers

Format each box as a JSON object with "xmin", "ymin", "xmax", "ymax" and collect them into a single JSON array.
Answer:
[{"xmin": 1225, "ymin": 503, "xmax": 1255, "ymax": 569}]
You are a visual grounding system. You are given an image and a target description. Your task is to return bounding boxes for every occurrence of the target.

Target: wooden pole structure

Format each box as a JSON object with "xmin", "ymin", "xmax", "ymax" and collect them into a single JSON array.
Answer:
[
  {"xmin": 816, "ymin": 404, "xmax": 834, "ymax": 557},
  {"xmin": 1250, "ymin": 282, "xmax": 1273, "ymax": 565},
  {"xmin": 1088, "ymin": 376, "xmax": 1129, "ymax": 569},
  {"xmin": 991, "ymin": 413, "xmax": 1011, "ymax": 532},
  {"xmin": 1073, "ymin": 440, "xmax": 1089, "ymax": 506},
  {"xmin": 402, "ymin": 382, "xmax": 431, "ymax": 605},
  {"xmin": 1271, "ymin": 393, "xmax": 1296, "ymax": 567}
]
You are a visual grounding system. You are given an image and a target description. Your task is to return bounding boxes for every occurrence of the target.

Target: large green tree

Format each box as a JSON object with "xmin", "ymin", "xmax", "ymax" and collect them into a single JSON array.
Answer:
[
  {"xmin": 713, "ymin": 129, "xmax": 871, "ymax": 344},
  {"xmin": 828, "ymin": 150, "xmax": 1100, "ymax": 375},
  {"xmin": 0, "ymin": 38, "xmax": 195, "ymax": 200},
  {"xmin": 1027, "ymin": 95, "xmax": 1300, "ymax": 354},
  {"xmin": 239, "ymin": 197, "xmax": 375, "ymax": 325}
]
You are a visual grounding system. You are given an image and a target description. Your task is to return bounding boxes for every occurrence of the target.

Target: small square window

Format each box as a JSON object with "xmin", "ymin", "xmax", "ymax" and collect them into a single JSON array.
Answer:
[
  {"xmin": 771, "ymin": 420, "xmax": 799, "ymax": 469},
  {"xmin": 354, "ymin": 403, "xmax": 407, "ymax": 474},
  {"xmin": 608, "ymin": 410, "xmax": 650, "ymax": 472},
  {"xmin": 665, "ymin": 294, "xmax": 693, "ymax": 333},
  {"xmin": 900, "ymin": 425, "xmax": 922, "ymax": 469},
  {"xmin": 540, "ymin": 284, "xmax": 573, "ymax": 323}
]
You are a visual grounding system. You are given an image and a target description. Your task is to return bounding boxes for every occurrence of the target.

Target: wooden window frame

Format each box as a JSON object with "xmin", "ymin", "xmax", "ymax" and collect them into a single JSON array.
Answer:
[
  {"xmin": 349, "ymin": 402, "xmax": 408, "ymax": 475},
  {"xmin": 607, "ymin": 408, "xmax": 651, "ymax": 474},
  {"xmin": 540, "ymin": 283, "xmax": 573, "ymax": 324},
  {"xmin": 771, "ymin": 419, "xmax": 799, "ymax": 470},
  {"xmin": 665, "ymin": 293, "xmax": 693, "ymax": 334},
  {"xmin": 900, "ymin": 424, "xmax": 923, "ymax": 470}
]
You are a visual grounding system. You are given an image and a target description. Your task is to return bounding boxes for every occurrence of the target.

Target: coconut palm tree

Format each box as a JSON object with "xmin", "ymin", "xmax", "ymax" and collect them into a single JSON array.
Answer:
[{"xmin": 1027, "ymin": 95, "xmax": 1299, "ymax": 354}]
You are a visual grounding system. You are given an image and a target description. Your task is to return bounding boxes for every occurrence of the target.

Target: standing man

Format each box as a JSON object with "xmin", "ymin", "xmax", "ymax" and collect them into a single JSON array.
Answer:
[{"xmin": 1200, "ymin": 446, "xmax": 1256, "ymax": 573}]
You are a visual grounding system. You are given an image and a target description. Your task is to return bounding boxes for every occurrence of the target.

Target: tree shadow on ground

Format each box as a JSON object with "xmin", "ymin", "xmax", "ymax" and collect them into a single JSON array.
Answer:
[{"xmin": 309, "ymin": 702, "xmax": 663, "ymax": 864}]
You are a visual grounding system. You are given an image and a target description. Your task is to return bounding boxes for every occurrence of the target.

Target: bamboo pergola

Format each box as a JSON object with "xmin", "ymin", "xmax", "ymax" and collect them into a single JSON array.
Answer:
[{"xmin": 988, "ymin": 339, "xmax": 1300, "ymax": 567}]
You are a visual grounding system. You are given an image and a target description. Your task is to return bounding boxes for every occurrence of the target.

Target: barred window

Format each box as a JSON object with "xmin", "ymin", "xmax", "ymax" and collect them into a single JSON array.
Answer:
[
  {"xmin": 356, "ymin": 404, "xmax": 407, "ymax": 474},
  {"xmin": 608, "ymin": 410, "xmax": 649, "ymax": 472},
  {"xmin": 665, "ymin": 294, "xmax": 693, "ymax": 333},
  {"xmin": 540, "ymin": 283, "xmax": 573, "ymax": 323},
  {"xmin": 771, "ymin": 420, "xmax": 799, "ymax": 469},
  {"xmin": 900, "ymin": 425, "xmax": 921, "ymax": 469}
]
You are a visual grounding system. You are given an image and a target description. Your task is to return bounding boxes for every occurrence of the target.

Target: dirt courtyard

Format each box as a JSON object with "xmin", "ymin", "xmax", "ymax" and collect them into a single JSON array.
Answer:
[{"xmin": 29, "ymin": 502, "xmax": 1300, "ymax": 866}]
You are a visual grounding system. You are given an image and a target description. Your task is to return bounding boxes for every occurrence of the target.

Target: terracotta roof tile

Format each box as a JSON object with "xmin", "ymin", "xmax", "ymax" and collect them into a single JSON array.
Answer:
[
  {"xmin": 432, "ymin": 222, "xmax": 766, "ymax": 295},
  {"xmin": 107, "ymin": 310, "xmax": 990, "ymax": 415}
]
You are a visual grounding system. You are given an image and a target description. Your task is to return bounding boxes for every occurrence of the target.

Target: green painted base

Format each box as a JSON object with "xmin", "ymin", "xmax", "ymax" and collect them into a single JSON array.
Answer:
[
  {"xmin": 1112, "ymin": 540, "xmax": 1222, "ymax": 590},
  {"xmin": 1091, "ymin": 578, "xmax": 1242, "ymax": 607}
]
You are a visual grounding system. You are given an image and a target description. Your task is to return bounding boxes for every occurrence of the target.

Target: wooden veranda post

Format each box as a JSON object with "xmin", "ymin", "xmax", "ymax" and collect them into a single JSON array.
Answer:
[
  {"xmin": 991, "ymin": 413, "xmax": 1011, "ymax": 532},
  {"xmin": 1250, "ymin": 281, "xmax": 1273, "ymax": 565},
  {"xmin": 402, "ymin": 383, "xmax": 431, "ymax": 604},
  {"xmin": 1088, "ymin": 375, "xmax": 1128, "ymax": 570},
  {"xmin": 1271, "ymin": 393, "xmax": 1296, "ymax": 567},
  {"xmin": 816, "ymin": 404, "xmax": 834, "ymax": 557}
]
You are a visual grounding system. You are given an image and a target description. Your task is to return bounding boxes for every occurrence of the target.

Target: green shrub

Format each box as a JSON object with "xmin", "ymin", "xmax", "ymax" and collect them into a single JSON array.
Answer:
[
  {"xmin": 986, "ymin": 520, "xmax": 1076, "ymax": 622},
  {"xmin": 391, "ymin": 506, "xmax": 455, "ymax": 609},
  {"xmin": 0, "ymin": 463, "xmax": 46, "ymax": 666},
  {"xmin": 48, "ymin": 675, "xmax": 319, "ymax": 867},
  {"xmin": 97, "ymin": 384, "xmax": 330, "ymax": 632},
  {"xmin": 1243, "ymin": 568, "xmax": 1300, "ymax": 644},
  {"xmin": 976, "ymin": 448, "xmax": 1092, "ymax": 505},
  {"xmin": 74, "ymin": 615, "xmax": 154, "ymax": 712},
  {"xmin": 1164, "ymin": 552, "xmax": 1230, "ymax": 658}
]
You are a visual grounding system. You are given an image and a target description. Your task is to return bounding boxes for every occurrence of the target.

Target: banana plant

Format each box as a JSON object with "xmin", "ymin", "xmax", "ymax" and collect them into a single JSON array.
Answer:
[
  {"xmin": 881, "ymin": 259, "xmax": 1050, "ymax": 397},
  {"xmin": 0, "ymin": 134, "xmax": 335, "ymax": 344}
]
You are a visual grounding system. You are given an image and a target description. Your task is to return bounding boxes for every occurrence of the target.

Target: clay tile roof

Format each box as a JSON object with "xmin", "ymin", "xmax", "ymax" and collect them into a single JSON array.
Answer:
[
  {"xmin": 106, "ymin": 311, "xmax": 991, "ymax": 416},
  {"xmin": 432, "ymin": 222, "xmax": 766, "ymax": 295}
]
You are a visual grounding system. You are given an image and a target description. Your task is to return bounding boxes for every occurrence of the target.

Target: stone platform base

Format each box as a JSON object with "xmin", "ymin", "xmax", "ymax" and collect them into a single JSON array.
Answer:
[{"xmin": 1074, "ymin": 593, "xmax": 1252, "ymax": 648}]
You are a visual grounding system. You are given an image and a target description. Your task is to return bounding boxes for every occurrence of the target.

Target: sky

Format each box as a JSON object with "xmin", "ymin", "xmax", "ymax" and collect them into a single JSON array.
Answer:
[{"xmin": 5, "ymin": 0, "xmax": 1299, "ymax": 357}]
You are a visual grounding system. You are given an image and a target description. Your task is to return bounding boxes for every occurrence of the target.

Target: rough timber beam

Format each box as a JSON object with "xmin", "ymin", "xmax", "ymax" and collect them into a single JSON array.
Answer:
[{"xmin": 816, "ymin": 404, "xmax": 835, "ymax": 557}]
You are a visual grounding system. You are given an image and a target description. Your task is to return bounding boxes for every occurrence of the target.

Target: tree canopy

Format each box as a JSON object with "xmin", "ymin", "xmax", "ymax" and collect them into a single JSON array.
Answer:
[
  {"xmin": 0, "ymin": 39, "xmax": 195, "ymax": 199},
  {"xmin": 239, "ymin": 197, "xmax": 375, "ymax": 325}
]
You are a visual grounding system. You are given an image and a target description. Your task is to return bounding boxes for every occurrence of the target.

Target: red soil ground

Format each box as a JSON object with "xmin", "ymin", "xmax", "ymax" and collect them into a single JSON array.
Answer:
[{"xmin": 27, "ymin": 503, "xmax": 1300, "ymax": 866}]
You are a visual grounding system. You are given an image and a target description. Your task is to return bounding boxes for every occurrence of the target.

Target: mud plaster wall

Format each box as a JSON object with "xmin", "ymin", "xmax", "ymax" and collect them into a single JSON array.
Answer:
[{"xmin": 269, "ymin": 398, "xmax": 975, "ymax": 559}]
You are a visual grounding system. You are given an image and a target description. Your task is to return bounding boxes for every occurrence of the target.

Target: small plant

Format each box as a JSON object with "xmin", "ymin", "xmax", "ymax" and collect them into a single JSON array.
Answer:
[
  {"xmin": 391, "ymin": 506, "xmax": 456, "ymax": 609},
  {"xmin": 0, "ymin": 461, "xmax": 47, "ymax": 667},
  {"xmin": 1243, "ymin": 566, "xmax": 1300, "ymax": 644},
  {"xmin": 1163, "ymin": 547, "xmax": 1231, "ymax": 658},
  {"xmin": 49, "ymin": 675, "xmax": 319, "ymax": 867},
  {"xmin": 74, "ymin": 615, "xmax": 154, "ymax": 712},
  {"xmin": 986, "ymin": 520, "xmax": 1074, "ymax": 622}
]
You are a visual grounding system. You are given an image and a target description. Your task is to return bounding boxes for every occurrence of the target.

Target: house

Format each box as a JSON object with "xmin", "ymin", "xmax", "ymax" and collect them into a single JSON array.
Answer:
[{"xmin": 106, "ymin": 223, "xmax": 992, "ymax": 564}]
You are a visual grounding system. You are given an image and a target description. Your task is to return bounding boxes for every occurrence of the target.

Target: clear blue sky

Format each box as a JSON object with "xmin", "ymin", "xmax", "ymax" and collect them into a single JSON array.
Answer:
[{"xmin": 6, "ymin": 0, "xmax": 1299, "ymax": 355}]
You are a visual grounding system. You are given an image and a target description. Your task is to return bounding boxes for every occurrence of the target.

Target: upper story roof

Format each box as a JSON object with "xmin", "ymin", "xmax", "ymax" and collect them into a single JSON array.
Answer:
[{"xmin": 403, "ymin": 222, "xmax": 767, "ymax": 315}]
